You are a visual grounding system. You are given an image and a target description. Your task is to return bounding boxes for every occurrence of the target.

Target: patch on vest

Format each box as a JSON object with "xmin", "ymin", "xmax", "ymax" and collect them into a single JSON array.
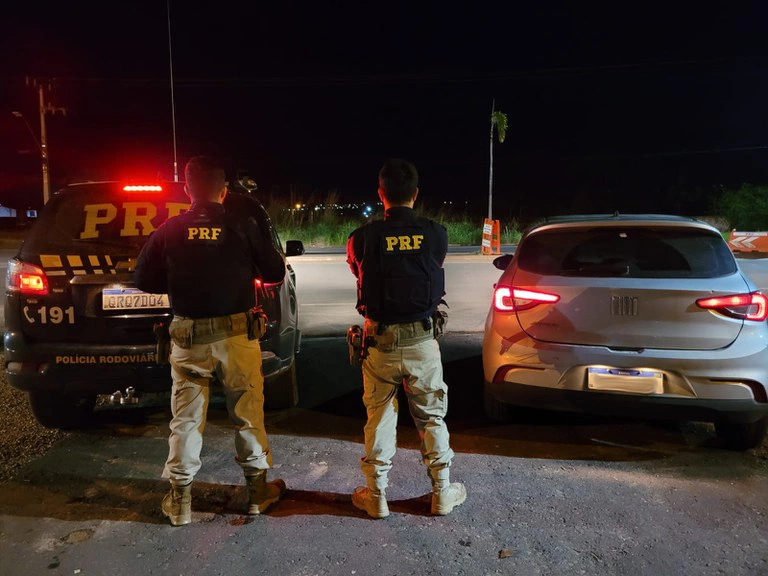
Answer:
[
  {"xmin": 185, "ymin": 227, "xmax": 223, "ymax": 242},
  {"xmin": 382, "ymin": 234, "xmax": 424, "ymax": 253}
]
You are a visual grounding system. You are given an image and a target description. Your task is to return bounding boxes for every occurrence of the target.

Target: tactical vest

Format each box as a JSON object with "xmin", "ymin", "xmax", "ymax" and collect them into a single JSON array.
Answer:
[
  {"xmin": 162, "ymin": 202, "xmax": 259, "ymax": 317},
  {"xmin": 358, "ymin": 217, "xmax": 445, "ymax": 323}
]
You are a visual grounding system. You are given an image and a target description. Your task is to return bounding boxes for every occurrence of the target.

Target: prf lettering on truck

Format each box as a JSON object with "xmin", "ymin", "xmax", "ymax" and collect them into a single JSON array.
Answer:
[
  {"xmin": 79, "ymin": 202, "xmax": 191, "ymax": 239},
  {"xmin": 384, "ymin": 234, "xmax": 424, "ymax": 252}
]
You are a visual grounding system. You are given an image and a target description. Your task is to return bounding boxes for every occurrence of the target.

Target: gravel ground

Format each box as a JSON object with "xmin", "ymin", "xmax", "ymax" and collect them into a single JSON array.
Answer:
[{"xmin": 0, "ymin": 358, "xmax": 67, "ymax": 483}]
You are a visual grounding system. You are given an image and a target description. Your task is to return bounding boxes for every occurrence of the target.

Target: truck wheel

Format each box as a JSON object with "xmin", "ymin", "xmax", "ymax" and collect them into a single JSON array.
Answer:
[
  {"xmin": 28, "ymin": 391, "xmax": 96, "ymax": 430},
  {"xmin": 264, "ymin": 359, "xmax": 298, "ymax": 410},
  {"xmin": 715, "ymin": 416, "xmax": 768, "ymax": 450}
]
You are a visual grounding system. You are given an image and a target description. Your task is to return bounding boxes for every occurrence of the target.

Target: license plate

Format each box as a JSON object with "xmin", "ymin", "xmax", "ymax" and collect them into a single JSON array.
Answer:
[
  {"xmin": 587, "ymin": 367, "xmax": 663, "ymax": 394},
  {"xmin": 102, "ymin": 288, "xmax": 169, "ymax": 310}
]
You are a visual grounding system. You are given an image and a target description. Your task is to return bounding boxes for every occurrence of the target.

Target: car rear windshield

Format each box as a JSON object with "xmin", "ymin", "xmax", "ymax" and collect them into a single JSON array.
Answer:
[
  {"xmin": 22, "ymin": 183, "xmax": 190, "ymax": 254},
  {"xmin": 517, "ymin": 226, "xmax": 737, "ymax": 278}
]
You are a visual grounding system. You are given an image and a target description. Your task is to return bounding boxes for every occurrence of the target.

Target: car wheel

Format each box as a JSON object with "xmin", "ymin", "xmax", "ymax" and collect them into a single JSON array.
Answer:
[
  {"xmin": 264, "ymin": 359, "xmax": 298, "ymax": 410},
  {"xmin": 715, "ymin": 416, "xmax": 768, "ymax": 450},
  {"xmin": 483, "ymin": 386, "xmax": 514, "ymax": 422},
  {"xmin": 28, "ymin": 391, "xmax": 96, "ymax": 430}
]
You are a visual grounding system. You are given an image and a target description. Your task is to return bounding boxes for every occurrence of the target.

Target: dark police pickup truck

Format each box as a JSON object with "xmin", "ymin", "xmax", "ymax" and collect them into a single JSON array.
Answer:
[{"xmin": 4, "ymin": 181, "xmax": 304, "ymax": 428}]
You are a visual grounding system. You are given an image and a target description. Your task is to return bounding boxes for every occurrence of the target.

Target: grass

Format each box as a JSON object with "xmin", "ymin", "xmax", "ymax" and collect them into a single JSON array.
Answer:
[{"xmin": 269, "ymin": 198, "xmax": 523, "ymax": 247}]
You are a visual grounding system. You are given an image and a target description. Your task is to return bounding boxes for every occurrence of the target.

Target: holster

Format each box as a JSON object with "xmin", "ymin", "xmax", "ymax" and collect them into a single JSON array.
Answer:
[
  {"xmin": 433, "ymin": 309, "xmax": 448, "ymax": 339},
  {"xmin": 347, "ymin": 325, "xmax": 376, "ymax": 366},
  {"xmin": 347, "ymin": 325, "xmax": 364, "ymax": 366},
  {"xmin": 168, "ymin": 318, "xmax": 194, "ymax": 349},
  {"xmin": 247, "ymin": 310, "xmax": 268, "ymax": 340},
  {"xmin": 152, "ymin": 322, "xmax": 172, "ymax": 364}
]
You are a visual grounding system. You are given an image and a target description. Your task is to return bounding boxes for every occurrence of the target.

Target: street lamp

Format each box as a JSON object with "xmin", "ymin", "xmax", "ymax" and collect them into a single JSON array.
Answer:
[{"xmin": 12, "ymin": 110, "xmax": 49, "ymax": 205}]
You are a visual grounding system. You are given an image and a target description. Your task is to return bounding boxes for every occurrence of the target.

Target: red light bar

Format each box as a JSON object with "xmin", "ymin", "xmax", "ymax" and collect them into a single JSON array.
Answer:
[{"xmin": 123, "ymin": 185, "xmax": 163, "ymax": 192}]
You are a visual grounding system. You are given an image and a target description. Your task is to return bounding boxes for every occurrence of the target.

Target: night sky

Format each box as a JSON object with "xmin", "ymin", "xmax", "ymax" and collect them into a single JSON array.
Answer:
[{"xmin": 2, "ymin": 2, "xmax": 768, "ymax": 219}]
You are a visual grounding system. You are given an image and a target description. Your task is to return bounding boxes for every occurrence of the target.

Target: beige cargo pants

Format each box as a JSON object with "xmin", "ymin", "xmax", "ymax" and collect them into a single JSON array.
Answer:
[
  {"xmin": 163, "ymin": 333, "xmax": 271, "ymax": 485},
  {"xmin": 360, "ymin": 321, "xmax": 454, "ymax": 491}
]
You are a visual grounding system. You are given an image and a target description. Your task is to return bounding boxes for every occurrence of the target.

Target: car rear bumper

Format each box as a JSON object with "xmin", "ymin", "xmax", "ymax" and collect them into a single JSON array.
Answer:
[
  {"xmin": 484, "ymin": 379, "xmax": 768, "ymax": 424},
  {"xmin": 4, "ymin": 333, "xmax": 288, "ymax": 395},
  {"xmin": 482, "ymin": 326, "xmax": 768, "ymax": 424},
  {"xmin": 4, "ymin": 338, "xmax": 172, "ymax": 394}
]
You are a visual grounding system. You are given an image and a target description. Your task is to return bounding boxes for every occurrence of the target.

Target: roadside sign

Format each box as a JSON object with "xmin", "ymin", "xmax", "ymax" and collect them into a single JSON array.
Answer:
[
  {"xmin": 481, "ymin": 218, "xmax": 501, "ymax": 255},
  {"xmin": 728, "ymin": 230, "xmax": 768, "ymax": 252}
]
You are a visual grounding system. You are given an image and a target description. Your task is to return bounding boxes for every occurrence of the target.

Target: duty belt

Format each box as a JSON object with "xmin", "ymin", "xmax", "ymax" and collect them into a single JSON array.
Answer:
[
  {"xmin": 170, "ymin": 312, "xmax": 250, "ymax": 347},
  {"xmin": 364, "ymin": 319, "xmax": 434, "ymax": 350},
  {"xmin": 190, "ymin": 313, "xmax": 249, "ymax": 336}
]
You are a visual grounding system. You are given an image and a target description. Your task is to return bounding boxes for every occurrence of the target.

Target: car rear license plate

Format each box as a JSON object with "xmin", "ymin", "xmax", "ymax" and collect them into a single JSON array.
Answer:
[
  {"xmin": 587, "ymin": 367, "xmax": 663, "ymax": 394},
  {"xmin": 102, "ymin": 288, "xmax": 169, "ymax": 310}
]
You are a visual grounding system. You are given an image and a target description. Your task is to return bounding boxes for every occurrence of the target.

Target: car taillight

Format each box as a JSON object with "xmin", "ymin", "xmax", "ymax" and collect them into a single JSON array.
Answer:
[
  {"xmin": 254, "ymin": 278, "xmax": 282, "ymax": 289},
  {"xmin": 494, "ymin": 286, "xmax": 560, "ymax": 312},
  {"xmin": 7, "ymin": 260, "xmax": 49, "ymax": 295},
  {"xmin": 696, "ymin": 292, "xmax": 768, "ymax": 321}
]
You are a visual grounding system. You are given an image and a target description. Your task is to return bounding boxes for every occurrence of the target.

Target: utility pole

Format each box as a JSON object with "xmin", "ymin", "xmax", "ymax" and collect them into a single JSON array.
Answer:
[
  {"xmin": 488, "ymin": 99, "xmax": 495, "ymax": 221},
  {"xmin": 487, "ymin": 100, "xmax": 508, "ymax": 221},
  {"xmin": 38, "ymin": 84, "xmax": 51, "ymax": 204},
  {"xmin": 23, "ymin": 78, "xmax": 66, "ymax": 205}
]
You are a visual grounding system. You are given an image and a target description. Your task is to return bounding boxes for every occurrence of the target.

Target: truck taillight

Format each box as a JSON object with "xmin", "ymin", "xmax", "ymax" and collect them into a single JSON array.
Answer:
[
  {"xmin": 494, "ymin": 286, "xmax": 560, "ymax": 312},
  {"xmin": 7, "ymin": 260, "xmax": 49, "ymax": 295},
  {"xmin": 696, "ymin": 292, "xmax": 768, "ymax": 321},
  {"xmin": 123, "ymin": 185, "xmax": 163, "ymax": 192}
]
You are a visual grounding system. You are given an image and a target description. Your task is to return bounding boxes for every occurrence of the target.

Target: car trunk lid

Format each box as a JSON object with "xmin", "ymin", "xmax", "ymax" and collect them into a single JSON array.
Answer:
[{"xmin": 511, "ymin": 271, "xmax": 750, "ymax": 350}]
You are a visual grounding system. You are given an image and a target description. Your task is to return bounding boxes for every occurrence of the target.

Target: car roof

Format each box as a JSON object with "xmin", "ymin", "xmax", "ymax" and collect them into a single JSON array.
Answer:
[
  {"xmin": 52, "ymin": 180, "xmax": 256, "ymax": 199},
  {"xmin": 527, "ymin": 213, "xmax": 719, "ymax": 234}
]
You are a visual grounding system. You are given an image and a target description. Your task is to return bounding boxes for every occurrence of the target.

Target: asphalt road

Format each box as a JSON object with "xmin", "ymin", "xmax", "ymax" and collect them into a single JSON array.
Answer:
[
  {"xmin": 1, "ymin": 335, "xmax": 766, "ymax": 575},
  {"xmin": 1, "ymin": 247, "xmax": 768, "ymax": 575},
  {"xmin": 291, "ymin": 251, "xmax": 505, "ymax": 336}
]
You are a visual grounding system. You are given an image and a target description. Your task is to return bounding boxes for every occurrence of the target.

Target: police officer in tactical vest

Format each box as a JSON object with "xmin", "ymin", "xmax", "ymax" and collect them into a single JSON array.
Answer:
[
  {"xmin": 134, "ymin": 156, "xmax": 287, "ymax": 526},
  {"xmin": 346, "ymin": 158, "xmax": 466, "ymax": 518}
]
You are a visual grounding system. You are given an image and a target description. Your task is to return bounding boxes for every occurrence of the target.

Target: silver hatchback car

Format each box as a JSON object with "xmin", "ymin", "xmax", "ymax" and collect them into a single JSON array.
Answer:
[{"xmin": 482, "ymin": 214, "xmax": 768, "ymax": 449}]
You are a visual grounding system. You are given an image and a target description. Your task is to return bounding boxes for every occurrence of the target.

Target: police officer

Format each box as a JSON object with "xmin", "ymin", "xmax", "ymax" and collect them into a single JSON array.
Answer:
[
  {"xmin": 134, "ymin": 156, "xmax": 287, "ymax": 526},
  {"xmin": 346, "ymin": 158, "xmax": 466, "ymax": 518}
]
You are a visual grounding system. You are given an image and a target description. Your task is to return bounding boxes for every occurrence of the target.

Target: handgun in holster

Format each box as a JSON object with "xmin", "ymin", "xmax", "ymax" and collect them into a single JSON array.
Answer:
[
  {"xmin": 247, "ymin": 309, "xmax": 268, "ymax": 340},
  {"xmin": 347, "ymin": 324, "xmax": 374, "ymax": 366},
  {"xmin": 433, "ymin": 300, "xmax": 449, "ymax": 339},
  {"xmin": 152, "ymin": 321, "xmax": 171, "ymax": 364}
]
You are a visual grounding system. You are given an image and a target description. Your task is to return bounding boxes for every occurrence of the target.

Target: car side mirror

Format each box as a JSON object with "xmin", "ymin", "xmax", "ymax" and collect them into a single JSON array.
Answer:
[
  {"xmin": 493, "ymin": 253, "xmax": 514, "ymax": 270},
  {"xmin": 285, "ymin": 240, "xmax": 305, "ymax": 257},
  {"xmin": 238, "ymin": 175, "xmax": 258, "ymax": 192}
]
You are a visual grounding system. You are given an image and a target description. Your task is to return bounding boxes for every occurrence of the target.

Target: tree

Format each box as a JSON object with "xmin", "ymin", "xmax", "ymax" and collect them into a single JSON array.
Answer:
[
  {"xmin": 488, "ymin": 101, "xmax": 508, "ymax": 220},
  {"xmin": 714, "ymin": 184, "xmax": 768, "ymax": 230}
]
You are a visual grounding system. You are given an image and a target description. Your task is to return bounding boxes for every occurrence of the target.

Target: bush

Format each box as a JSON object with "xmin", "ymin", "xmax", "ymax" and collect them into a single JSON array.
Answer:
[
  {"xmin": 714, "ymin": 184, "xmax": 768, "ymax": 230},
  {"xmin": 266, "ymin": 196, "xmax": 524, "ymax": 247}
]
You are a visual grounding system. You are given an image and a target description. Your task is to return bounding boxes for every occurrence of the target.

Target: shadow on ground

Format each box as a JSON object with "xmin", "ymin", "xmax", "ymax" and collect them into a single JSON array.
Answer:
[{"xmin": 61, "ymin": 335, "xmax": 736, "ymax": 469}]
